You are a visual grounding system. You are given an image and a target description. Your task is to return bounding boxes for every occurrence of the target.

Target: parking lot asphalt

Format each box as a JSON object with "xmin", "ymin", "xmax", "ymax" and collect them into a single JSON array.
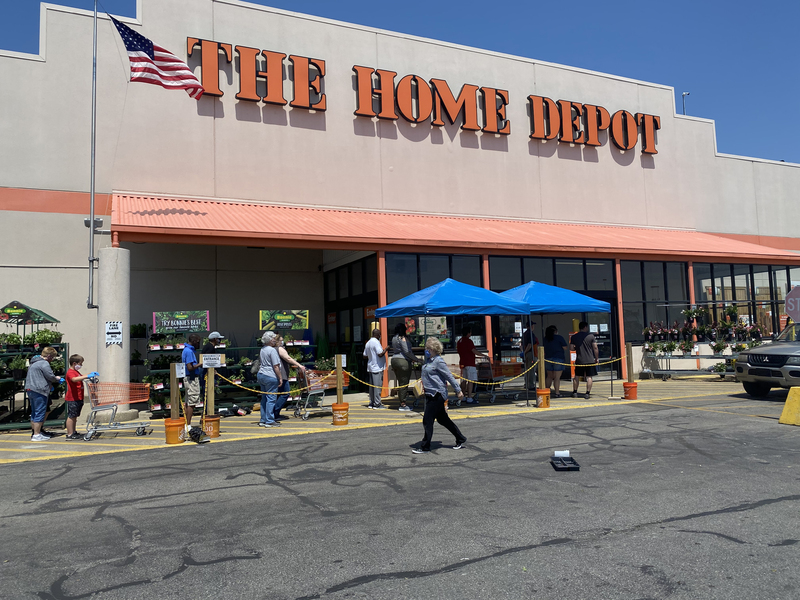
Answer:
[
  {"xmin": 0, "ymin": 376, "xmax": 798, "ymax": 599},
  {"xmin": 0, "ymin": 377, "xmax": 791, "ymax": 464}
]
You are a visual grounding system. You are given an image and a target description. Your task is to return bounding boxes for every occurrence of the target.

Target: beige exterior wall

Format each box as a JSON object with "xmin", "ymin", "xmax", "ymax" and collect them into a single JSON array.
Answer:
[{"xmin": 1, "ymin": 0, "xmax": 800, "ymax": 362}]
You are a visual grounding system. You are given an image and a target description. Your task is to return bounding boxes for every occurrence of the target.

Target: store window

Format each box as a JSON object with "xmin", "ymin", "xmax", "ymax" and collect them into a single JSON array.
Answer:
[
  {"xmin": 693, "ymin": 263, "xmax": 712, "ymax": 303},
  {"xmin": 523, "ymin": 257, "xmax": 554, "ymax": 286},
  {"xmin": 338, "ymin": 268, "xmax": 349, "ymax": 300},
  {"xmin": 338, "ymin": 310, "xmax": 350, "ymax": 343},
  {"xmin": 419, "ymin": 254, "xmax": 449, "ymax": 289},
  {"xmin": 772, "ymin": 266, "xmax": 788, "ymax": 302},
  {"xmin": 585, "ymin": 260, "xmax": 614, "ymax": 291},
  {"xmin": 351, "ymin": 261, "xmax": 363, "ymax": 296},
  {"xmin": 326, "ymin": 271, "xmax": 336, "ymax": 302},
  {"xmin": 452, "ymin": 255, "xmax": 481, "ymax": 287},
  {"xmin": 622, "ymin": 260, "xmax": 688, "ymax": 341},
  {"xmin": 555, "ymin": 259, "xmax": 584, "ymax": 290},
  {"xmin": 386, "ymin": 254, "xmax": 418, "ymax": 303},
  {"xmin": 489, "ymin": 257, "xmax": 522, "ymax": 291},
  {"xmin": 365, "ymin": 255, "xmax": 378, "ymax": 293}
]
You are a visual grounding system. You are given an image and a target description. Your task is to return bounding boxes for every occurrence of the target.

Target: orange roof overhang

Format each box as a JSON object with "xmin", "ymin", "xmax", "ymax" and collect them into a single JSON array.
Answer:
[{"xmin": 111, "ymin": 194, "xmax": 800, "ymax": 263}]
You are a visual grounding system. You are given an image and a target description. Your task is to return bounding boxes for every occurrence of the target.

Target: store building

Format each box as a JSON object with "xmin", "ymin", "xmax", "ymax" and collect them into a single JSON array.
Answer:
[{"xmin": 2, "ymin": 0, "xmax": 800, "ymax": 380}]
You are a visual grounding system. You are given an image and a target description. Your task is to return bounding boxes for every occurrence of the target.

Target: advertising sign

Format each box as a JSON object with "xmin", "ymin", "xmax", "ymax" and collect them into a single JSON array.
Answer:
[
  {"xmin": 259, "ymin": 310, "xmax": 309, "ymax": 331},
  {"xmin": 153, "ymin": 310, "xmax": 210, "ymax": 334}
]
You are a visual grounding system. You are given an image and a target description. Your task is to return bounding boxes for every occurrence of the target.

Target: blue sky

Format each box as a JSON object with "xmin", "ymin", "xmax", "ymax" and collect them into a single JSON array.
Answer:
[{"xmin": 3, "ymin": 0, "xmax": 799, "ymax": 163}]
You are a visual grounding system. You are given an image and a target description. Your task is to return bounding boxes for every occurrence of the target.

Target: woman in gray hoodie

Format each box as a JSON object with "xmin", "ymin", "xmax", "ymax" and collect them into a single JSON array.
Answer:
[{"xmin": 25, "ymin": 347, "xmax": 63, "ymax": 441}]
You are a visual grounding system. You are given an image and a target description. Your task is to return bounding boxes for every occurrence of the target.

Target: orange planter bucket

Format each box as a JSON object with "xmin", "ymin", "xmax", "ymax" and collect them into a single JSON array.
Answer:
[
  {"xmin": 623, "ymin": 382, "xmax": 638, "ymax": 400},
  {"xmin": 332, "ymin": 403, "xmax": 349, "ymax": 426},
  {"xmin": 164, "ymin": 417, "xmax": 186, "ymax": 444},
  {"xmin": 536, "ymin": 388, "xmax": 550, "ymax": 408},
  {"xmin": 203, "ymin": 415, "xmax": 221, "ymax": 438}
]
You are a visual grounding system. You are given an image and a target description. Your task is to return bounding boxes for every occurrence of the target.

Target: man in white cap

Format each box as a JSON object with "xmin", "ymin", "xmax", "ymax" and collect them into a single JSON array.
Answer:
[{"xmin": 202, "ymin": 332, "xmax": 224, "ymax": 356}]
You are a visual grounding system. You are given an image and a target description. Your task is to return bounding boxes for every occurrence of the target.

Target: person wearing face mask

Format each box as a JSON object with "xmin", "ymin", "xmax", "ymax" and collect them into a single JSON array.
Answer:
[
  {"xmin": 412, "ymin": 337, "xmax": 467, "ymax": 454},
  {"xmin": 64, "ymin": 353, "xmax": 96, "ymax": 440}
]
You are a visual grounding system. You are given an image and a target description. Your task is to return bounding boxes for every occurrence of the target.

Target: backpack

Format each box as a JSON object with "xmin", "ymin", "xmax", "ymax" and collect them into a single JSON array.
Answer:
[{"xmin": 250, "ymin": 359, "xmax": 261, "ymax": 375}]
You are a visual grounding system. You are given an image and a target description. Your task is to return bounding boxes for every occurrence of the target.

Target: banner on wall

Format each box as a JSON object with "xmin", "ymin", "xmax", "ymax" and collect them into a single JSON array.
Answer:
[
  {"xmin": 259, "ymin": 310, "xmax": 310, "ymax": 331},
  {"xmin": 153, "ymin": 310, "xmax": 210, "ymax": 334},
  {"xmin": 418, "ymin": 316, "xmax": 449, "ymax": 341}
]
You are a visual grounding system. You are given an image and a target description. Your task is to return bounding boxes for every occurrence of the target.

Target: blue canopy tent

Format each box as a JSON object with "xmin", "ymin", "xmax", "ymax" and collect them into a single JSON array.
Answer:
[
  {"xmin": 500, "ymin": 282, "xmax": 611, "ymax": 315},
  {"xmin": 500, "ymin": 282, "xmax": 615, "ymax": 394},
  {"xmin": 375, "ymin": 278, "xmax": 530, "ymax": 317},
  {"xmin": 375, "ymin": 279, "xmax": 533, "ymax": 405}
]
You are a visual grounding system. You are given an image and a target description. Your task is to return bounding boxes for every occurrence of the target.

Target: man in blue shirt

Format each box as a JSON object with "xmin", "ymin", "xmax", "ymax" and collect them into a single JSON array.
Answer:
[{"xmin": 181, "ymin": 333, "xmax": 203, "ymax": 428}]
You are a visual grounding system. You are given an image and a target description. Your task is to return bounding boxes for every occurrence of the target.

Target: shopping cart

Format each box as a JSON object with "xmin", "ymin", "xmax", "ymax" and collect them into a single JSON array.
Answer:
[
  {"xmin": 475, "ymin": 360, "xmax": 525, "ymax": 403},
  {"xmin": 84, "ymin": 381, "xmax": 152, "ymax": 441},
  {"xmin": 292, "ymin": 370, "xmax": 346, "ymax": 421}
]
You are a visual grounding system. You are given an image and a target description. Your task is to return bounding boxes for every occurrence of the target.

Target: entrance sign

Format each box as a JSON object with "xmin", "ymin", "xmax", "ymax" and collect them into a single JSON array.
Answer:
[
  {"xmin": 201, "ymin": 354, "xmax": 223, "ymax": 368},
  {"xmin": 153, "ymin": 310, "xmax": 210, "ymax": 334},
  {"xmin": 259, "ymin": 310, "xmax": 309, "ymax": 331},
  {"xmin": 786, "ymin": 286, "xmax": 800, "ymax": 322}
]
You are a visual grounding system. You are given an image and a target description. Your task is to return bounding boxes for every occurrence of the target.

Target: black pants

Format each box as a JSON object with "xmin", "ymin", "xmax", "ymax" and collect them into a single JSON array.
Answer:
[{"xmin": 420, "ymin": 393, "xmax": 466, "ymax": 451}]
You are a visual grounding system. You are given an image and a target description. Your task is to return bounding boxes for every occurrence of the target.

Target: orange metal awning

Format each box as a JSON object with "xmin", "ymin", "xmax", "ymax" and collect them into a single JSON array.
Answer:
[{"xmin": 111, "ymin": 193, "xmax": 800, "ymax": 262}]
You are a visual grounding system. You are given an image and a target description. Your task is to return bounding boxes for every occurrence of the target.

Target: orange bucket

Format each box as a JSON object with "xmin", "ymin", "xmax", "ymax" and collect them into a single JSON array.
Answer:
[
  {"xmin": 203, "ymin": 415, "xmax": 221, "ymax": 438},
  {"xmin": 332, "ymin": 403, "xmax": 349, "ymax": 426},
  {"xmin": 623, "ymin": 382, "xmax": 638, "ymax": 400},
  {"xmin": 164, "ymin": 417, "xmax": 186, "ymax": 444},
  {"xmin": 535, "ymin": 388, "xmax": 550, "ymax": 408}
]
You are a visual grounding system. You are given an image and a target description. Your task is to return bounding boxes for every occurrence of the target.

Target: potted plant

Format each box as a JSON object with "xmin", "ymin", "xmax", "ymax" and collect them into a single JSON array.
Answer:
[
  {"xmin": 747, "ymin": 339, "xmax": 763, "ymax": 349},
  {"xmin": 749, "ymin": 324, "xmax": 764, "ymax": 340},
  {"xmin": 693, "ymin": 326, "xmax": 706, "ymax": 342},
  {"xmin": 681, "ymin": 308, "xmax": 696, "ymax": 322},
  {"xmin": 712, "ymin": 362, "xmax": 727, "ymax": 378},
  {"xmin": 678, "ymin": 340, "xmax": 694, "ymax": 355},
  {"xmin": 6, "ymin": 333, "xmax": 22, "ymax": 350},
  {"xmin": 716, "ymin": 321, "xmax": 732, "ymax": 341},
  {"xmin": 664, "ymin": 340, "xmax": 678, "ymax": 356},
  {"xmin": 642, "ymin": 325, "xmax": 653, "ymax": 342},
  {"xmin": 130, "ymin": 349, "xmax": 144, "ymax": 365},
  {"xmin": 731, "ymin": 343, "xmax": 746, "ymax": 353},
  {"xmin": 694, "ymin": 307, "xmax": 710, "ymax": 325},
  {"xmin": 724, "ymin": 305, "xmax": 739, "ymax": 320},
  {"xmin": 35, "ymin": 328, "xmax": 63, "ymax": 345},
  {"xmin": 710, "ymin": 340, "xmax": 727, "ymax": 355},
  {"xmin": 9, "ymin": 354, "xmax": 28, "ymax": 380},
  {"xmin": 23, "ymin": 332, "xmax": 36, "ymax": 347}
]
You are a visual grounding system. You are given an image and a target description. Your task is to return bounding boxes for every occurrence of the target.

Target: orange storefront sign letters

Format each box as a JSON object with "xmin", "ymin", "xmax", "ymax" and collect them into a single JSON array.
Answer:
[{"xmin": 188, "ymin": 38, "xmax": 660, "ymax": 155}]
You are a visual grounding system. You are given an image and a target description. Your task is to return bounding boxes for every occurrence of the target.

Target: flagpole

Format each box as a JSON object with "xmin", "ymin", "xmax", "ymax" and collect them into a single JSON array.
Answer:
[{"xmin": 88, "ymin": 0, "xmax": 99, "ymax": 309}]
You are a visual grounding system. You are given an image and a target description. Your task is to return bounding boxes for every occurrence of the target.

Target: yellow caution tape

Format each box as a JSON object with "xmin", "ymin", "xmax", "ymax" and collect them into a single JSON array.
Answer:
[
  {"xmin": 542, "ymin": 356, "xmax": 626, "ymax": 367},
  {"xmin": 214, "ymin": 370, "xmax": 336, "ymax": 395},
  {"xmin": 345, "ymin": 361, "xmax": 539, "ymax": 389}
]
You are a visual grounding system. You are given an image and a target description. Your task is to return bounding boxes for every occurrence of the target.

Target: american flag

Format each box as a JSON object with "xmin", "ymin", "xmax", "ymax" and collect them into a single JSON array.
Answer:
[{"xmin": 110, "ymin": 17, "xmax": 203, "ymax": 100}]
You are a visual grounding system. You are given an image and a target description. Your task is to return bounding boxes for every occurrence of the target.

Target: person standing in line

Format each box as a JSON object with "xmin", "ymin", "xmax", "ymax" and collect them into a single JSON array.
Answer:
[
  {"xmin": 391, "ymin": 323, "xmax": 421, "ymax": 411},
  {"xmin": 64, "ymin": 353, "xmax": 94, "ymax": 440},
  {"xmin": 543, "ymin": 326, "xmax": 569, "ymax": 398},
  {"xmin": 570, "ymin": 321, "xmax": 599, "ymax": 399},
  {"xmin": 25, "ymin": 347, "xmax": 64, "ymax": 441},
  {"xmin": 181, "ymin": 334, "xmax": 204, "ymax": 429},
  {"xmin": 412, "ymin": 337, "xmax": 466, "ymax": 454},
  {"xmin": 456, "ymin": 326, "xmax": 489, "ymax": 404},
  {"xmin": 521, "ymin": 323, "xmax": 539, "ymax": 390},
  {"xmin": 257, "ymin": 331, "xmax": 283, "ymax": 427},
  {"xmin": 363, "ymin": 328, "xmax": 388, "ymax": 409},
  {"xmin": 274, "ymin": 335, "xmax": 306, "ymax": 420}
]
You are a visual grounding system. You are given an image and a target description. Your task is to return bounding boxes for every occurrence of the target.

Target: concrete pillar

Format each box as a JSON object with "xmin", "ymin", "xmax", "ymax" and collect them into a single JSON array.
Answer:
[{"xmin": 97, "ymin": 247, "xmax": 131, "ymax": 407}]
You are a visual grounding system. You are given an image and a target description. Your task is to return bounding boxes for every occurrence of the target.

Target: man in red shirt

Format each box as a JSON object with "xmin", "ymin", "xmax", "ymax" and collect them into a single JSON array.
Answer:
[
  {"xmin": 456, "ymin": 326, "xmax": 488, "ymax": 403},
  {"xmin": 65, "ymin": 354, "xmax": 92, "ymax": 440}
]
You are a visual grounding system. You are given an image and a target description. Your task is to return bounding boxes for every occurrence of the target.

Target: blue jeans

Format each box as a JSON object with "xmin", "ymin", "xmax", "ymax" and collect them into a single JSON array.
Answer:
[
  {"xmin": 257, "ymin": 373, "xmax": 279, "ymax": 425},
  {"xmin": 28, "ymin": 391, "xmax": 48, "ymax": 423},
  {"xmin": 275, "ymin": 380, "xmax": 291, "ymax": 418}
]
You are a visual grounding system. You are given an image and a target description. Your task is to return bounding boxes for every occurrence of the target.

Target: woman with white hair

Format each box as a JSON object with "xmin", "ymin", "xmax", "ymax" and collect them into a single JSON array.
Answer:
[
  {"xmin": 257, "ymin": 331, "xmax": 283, "ymax": 428},
  {"xmin": 412, "ymin": 337, "xmax": 467, "ymax": 454}
]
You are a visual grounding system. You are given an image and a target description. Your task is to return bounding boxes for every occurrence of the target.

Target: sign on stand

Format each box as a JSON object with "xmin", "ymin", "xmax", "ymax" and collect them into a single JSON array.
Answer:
[
  {"xmin": 201, "ymin": 354, "xmax": 224, "ymax": 368},
  {"xmin": 105, "ymin": 321, "xmax": 123, "ymax": 346},
  {"xmin": 174, "ymin": 363, "xmax": 186, "ymax": 378}
]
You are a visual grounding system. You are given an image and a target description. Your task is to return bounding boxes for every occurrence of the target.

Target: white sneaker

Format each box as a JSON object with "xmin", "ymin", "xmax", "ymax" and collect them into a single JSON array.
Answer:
[{"xmin": 31, "ymin": 434, "xmax": 50, "ymax": 442}]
